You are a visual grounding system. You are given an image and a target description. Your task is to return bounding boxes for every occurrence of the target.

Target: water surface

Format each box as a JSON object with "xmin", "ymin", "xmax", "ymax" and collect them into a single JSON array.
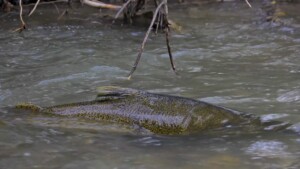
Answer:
[{"xmin": 1, "ymin": 1, "xmax": 300, "ymax": 169}]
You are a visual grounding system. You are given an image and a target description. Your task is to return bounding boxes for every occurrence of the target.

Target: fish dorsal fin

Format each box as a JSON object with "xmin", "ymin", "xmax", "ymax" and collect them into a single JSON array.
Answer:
[{"xmin": 96, "ymin": 86, "xmax": 141, "ymax": 100}]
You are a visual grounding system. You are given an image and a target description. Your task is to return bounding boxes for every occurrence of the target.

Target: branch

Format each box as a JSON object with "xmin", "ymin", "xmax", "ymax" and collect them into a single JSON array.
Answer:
[
  {"xmin": 127, "ymin": 0, "xmax": 167, "ymax": 79},
  {"xmin": 245, "ymin": 0, "xmax": 252, "ymax": 8},
  {"xmin": 163, "ymin": 0, "xmax": 175, "ymax": 71},
  {"xmin": 82, "ymin": 0, "xmax": 121, "ymax": 10},
  {"xmin": 57, "ymin": 9, "xmax": 68, "ymax": 20},
  {"xmin": 28, "ymin": 0, "xmax": 41, "ymax": 16},
  {"xmin": 114, "ymin": 0, "xmax": 132, "ymax": 20},
  {"xmin": 14, "ymin": 0, "xmax": 26, "ymax": 32},
  {"xmin": 165, "ymin": 23, "xmax": 176, "ymax": 72}
]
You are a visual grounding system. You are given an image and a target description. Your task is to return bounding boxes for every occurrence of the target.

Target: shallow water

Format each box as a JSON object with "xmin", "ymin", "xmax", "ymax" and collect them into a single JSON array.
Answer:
[{"xmin": 1, "ymin": 1, "xmax": 300, "ymax": 169}]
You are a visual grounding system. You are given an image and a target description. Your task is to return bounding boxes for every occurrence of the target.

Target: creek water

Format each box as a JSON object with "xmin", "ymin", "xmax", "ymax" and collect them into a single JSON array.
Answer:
[{"xmin": 1, "ymin": 1, "xmax": 300, "ymax": 169}]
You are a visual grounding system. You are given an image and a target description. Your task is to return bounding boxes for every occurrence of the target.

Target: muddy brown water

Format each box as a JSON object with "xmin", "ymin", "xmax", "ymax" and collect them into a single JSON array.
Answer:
[{"xmin": 1, "ymin": 1, "xmax": 300, "ymax": 169}]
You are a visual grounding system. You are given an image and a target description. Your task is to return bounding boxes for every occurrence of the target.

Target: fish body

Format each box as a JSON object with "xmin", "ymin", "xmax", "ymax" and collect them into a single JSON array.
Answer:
[{"xmin": 16, "ymin": 86, "xmax": 282, "ymax": 135}]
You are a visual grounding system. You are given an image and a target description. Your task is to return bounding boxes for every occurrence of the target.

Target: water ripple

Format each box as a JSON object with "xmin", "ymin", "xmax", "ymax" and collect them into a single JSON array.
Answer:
[
  {"xmin": 37, "ymin": 66, "xmax": 124, "ymax": 86},
  {"xmin": 199, "ymin": 96, "xmax": 269, "ymax": 104},
  {"xmin": 132, "ymin": 136, "xmax": 162, "ymax": 146},
  {"xmin": 245, "ymin": 140, "xmax": 289, "ymax": 159},
  {"xmin": 260, "ymin": 114, "xmax": 289, "ymax": 123},
  {"xmin": 277, "ymin": 90, "xmax": 300, "ymax": 103},
  {"xmin": 288, "ymin": 123, "xmax": 300, "ymax": 135},
  {"xmin": 0, "ymin": 89, "xmax": 12, "ymax": 102}
]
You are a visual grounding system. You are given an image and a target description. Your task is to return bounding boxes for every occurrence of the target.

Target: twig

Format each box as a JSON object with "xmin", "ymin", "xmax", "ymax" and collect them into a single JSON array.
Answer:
[
  {"xmin": 165, "ymin": 28, "xmax": 176, "ymax": 72},
  {"xmin": 127, "ymin": 0, "xmax": 166, "ymax": 79},
  {"xmin": 82, "ymin": 0, "xmax": 121, "ymax": 10},
  {"xmin": 245, "ymin": 0, "xmax": 252, "ymax": 8},
  {"xmin": 19, "ymin": 0, "xmax": 25, "ymax": 26},
  {"xmin": 28, "ymin": 0, "xmax": 41, "ymax": 16},
  {"xmin": 163, "ymin": 0, "xmax": 175, "ymax": 71},
  {"xmin": 114, "ymin": 0, "xmax": 132, "ymax": 21},
  {"xmin": 13, "ymin": 0, "xmax": 26, "ymax": 32},
  {"xmin": 155, "ymin": 12, "xmax": 161, "ymax": 34},
  {"xmin": 165, "ymin": 24, "xmax": 175, "ymax": 72},
  {"xmin": 53, "ymin": 3, "xmax": 60, "ymax": 14},
  {"xmin": 57, "ymin": 9, "xmax": 68, "ymax": 20}
]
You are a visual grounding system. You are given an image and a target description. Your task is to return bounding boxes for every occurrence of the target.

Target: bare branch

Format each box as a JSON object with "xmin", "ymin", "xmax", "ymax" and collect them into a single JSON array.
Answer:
[
  {"xmin": 53, "ymin": 3, "xmax": 60, "ymax": 14},
  {"xmin": 165, "ymin": 27, "xmax": 176, "ymax": 72},
  {"xmin": 13, "ymin": 0, "xmax": 26, "ymax": 32},
  {"xmin": 114, "ymin": 0, "xmax": 132, "ymax": 20},
  {"xmin": 28, "ymin": 0, "xmax": 41, "ymax": 16},
  {"xmin": 82, "ymin": 0, "xmax": 121, "ymax": 10},
  {"xmin": 245, "ymin": 0, "xmax": 252, "ymax": 8},
  {"xmin": 163, "ymin": 0, "xmax": 175, "ymax": 71},
  {"xmin": 127, "ymin": 0, "xmax": 167, "ymax": 79},
  {"xmin": 57, "ymin": 9, "xmax": 68, "ymax": 20}
]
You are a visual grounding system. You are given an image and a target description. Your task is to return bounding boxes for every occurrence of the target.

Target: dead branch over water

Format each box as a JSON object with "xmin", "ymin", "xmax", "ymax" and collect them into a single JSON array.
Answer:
[
  {"xmin": 2, "ymin": 0, "xmax": 179, "ymax": 78},
  {"xmin": 127, "ymin": 0, "xmax": 176, "ymax": 79},
  {"xmin": 28, "ymin": 0, "xmax": 40, "ymax": 16},
  {"xmin": 1, "ymin": 0, "xmax": 292, "ymax": 78},
  {"xmin": 82, "ymin": 0, "xmax": 121, "ymax": 10},
  {"xmin": 14, "ymin": 0, "xmax": 26, "ymax": 32}
]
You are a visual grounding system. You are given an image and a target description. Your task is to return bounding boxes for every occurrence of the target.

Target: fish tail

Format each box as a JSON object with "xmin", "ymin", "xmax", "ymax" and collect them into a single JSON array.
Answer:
[{"xmin": 15, "ymin": 102, "xmax": 42, "ymax": 112}]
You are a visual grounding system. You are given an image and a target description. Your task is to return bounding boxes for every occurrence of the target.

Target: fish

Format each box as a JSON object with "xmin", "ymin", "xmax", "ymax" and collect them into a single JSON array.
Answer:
[{"xmin": 15, "ymin": 86, "xmax": 292, "ymax": 135}]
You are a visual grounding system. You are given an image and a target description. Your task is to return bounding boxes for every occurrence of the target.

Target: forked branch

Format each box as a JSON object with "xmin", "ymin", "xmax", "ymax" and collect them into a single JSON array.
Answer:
[{"xmin": 127, "ymin": 0, "xmax": 176, "ymax": 79}]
